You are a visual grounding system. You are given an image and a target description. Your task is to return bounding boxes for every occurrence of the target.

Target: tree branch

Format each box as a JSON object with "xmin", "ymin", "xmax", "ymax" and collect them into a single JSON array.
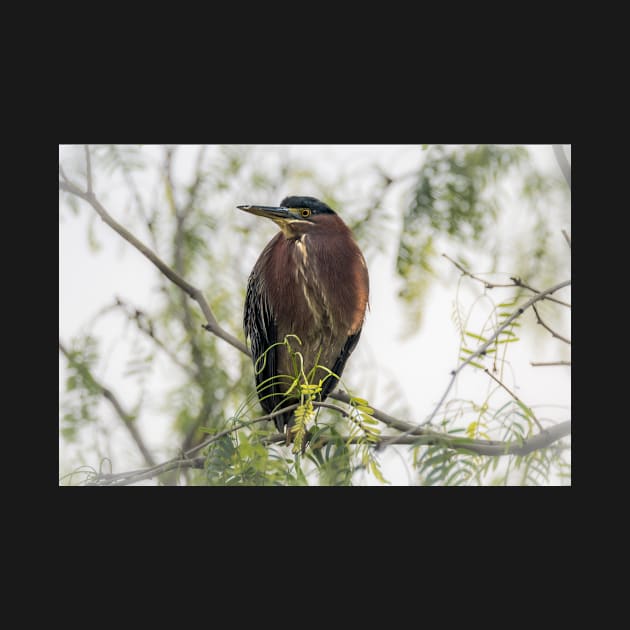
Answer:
[
  {"xmin": 530, "ymin": 361, "xmax": 571, "ymax": 367},
  {"xmin": 112, "ymin": 297, "xmax": 196, "ymax": 378},
  {"xmin": 86, "ymin": 457, "xmax": 206, "ymax": 486},
  {"xmin": 383, "ymin": 278, "xmax": 571, "ymax": 444},
  {"xmin": 552, "ymin": 145, "xmax": 571, "ymax": 189},
  {"xmin": 264, "ymin": 421, "xmax": 571, "ymax": 456},
  {"xmin": 80, "ymin": 411, "xmax": 571, "ymax": 485},
  {"xmin": 562, "ymin": 229, "xmax": 571, "ymax": 249},
  {"xmin": 532, "ymin": 303, "xmax": 571, "ymax": 345},
  {"xmin": 442, "ymin": 254, "xmax": 571, "ymax": 308},
  {"xmin": 442, "ymin": 254, "xmax": 516, "ymax": 289},
  {"xmin": 59, "ymin": 340, "xmax": 156, "ymax": 467},
  {"xmin": 84, "ymin": 145, "xmax": 93, "ymax": 194},
  {"xmin": 329, "ymin": 390, "xmax": 421, "ymax": 434},
  {"xmin": 510, "ymin": 277, "xmax": 571, "ymax": 308},
  {"xmin": 484, "ymin": 368, "xmax": 543, "ymax": 432},
  {"xmin": 121, "ymin": 157, "xmax": 160, "ymax": 254},
  {"xmin": 165, "ymin": 146, "xmax": 224, "ymax": 452},
  {"xmin": 58, "ymin": 178, "xmax": 249, "ymax": 356},
  {"xmin": 83, "ymin": 406, "xmax": 301, "ymax": 486}
]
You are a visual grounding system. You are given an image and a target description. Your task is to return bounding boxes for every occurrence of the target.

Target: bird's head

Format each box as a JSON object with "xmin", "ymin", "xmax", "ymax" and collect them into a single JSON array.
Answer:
[{"xmin": 237, "ymin": 196, "xmax": 339, "ymax": 239}]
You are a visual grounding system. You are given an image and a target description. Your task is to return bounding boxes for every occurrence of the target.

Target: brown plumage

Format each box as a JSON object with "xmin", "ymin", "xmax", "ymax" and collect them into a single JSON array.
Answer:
[{"xmin": 238, "ymin": 196, "xmax": 369, "ymax": 434}]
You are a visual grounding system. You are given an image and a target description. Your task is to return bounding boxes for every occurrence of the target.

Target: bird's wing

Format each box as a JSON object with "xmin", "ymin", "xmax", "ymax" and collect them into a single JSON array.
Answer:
[
  {"xmin": 320, "ymin": 329, "xmax": 363, "ymax": 401},
  {"xmin": 244, "ymin": 273, "xmax": 279, "ymax": 416}
]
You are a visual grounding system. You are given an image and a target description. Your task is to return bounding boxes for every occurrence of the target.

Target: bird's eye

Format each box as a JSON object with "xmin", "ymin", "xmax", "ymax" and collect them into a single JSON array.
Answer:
[{"xmin": 300, "ymin": 208, "xmax": 311, "ymax": 218}]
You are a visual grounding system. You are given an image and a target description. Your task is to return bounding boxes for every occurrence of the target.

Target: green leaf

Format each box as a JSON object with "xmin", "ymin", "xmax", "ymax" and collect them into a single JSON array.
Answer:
[
  {"xmin": 465, "ymin": 331, "xmax": 488, "ymax": 342},
  {"xmin": 350, "ymin": 396, "xmax": 369, "ymax": 406},
  {"xmin": 515, "ymin": 400, "xmax": 534, "ymax": 420},
  {"xmin": 369, "ymin": 459, "xmax": 389, "ymax": 484}
]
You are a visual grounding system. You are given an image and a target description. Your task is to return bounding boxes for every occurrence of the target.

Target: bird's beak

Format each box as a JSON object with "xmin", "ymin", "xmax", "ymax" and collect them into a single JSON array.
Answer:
[{"xmin": 237, "ymin": 205, "xmax": 297, "ymax": 222}]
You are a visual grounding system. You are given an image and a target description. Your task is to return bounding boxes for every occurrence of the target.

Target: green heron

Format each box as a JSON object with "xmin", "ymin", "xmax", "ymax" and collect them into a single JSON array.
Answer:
[{"xmin": 237, "ymin": 196, "xmax": 369, "ymax": 438}]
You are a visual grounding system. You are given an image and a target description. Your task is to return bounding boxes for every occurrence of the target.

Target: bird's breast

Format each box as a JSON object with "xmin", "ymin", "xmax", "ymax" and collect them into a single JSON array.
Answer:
[
  {"xmin": 266, "ymin": 233, "xmax": 368, "ymax": 378},
  {"xmin": 293, "ymin": 237, "xmax": 330, "ymax": 331}
]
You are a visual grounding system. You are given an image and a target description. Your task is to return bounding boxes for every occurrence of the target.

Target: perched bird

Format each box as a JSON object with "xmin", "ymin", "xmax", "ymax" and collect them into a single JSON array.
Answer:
[{"xmin": 238, "ymin": 196, "xmax": 369, "ymax": 437}]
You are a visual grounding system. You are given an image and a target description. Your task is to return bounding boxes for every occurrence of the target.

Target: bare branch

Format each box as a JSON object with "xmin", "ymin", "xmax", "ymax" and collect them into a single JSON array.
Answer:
[
  {"xmin": 85, "ymin": 406, "xmax": 300, "ymax": 486},
  {"xmin": 383, "ymin": 278, "xmax": 571, "ymax": 444},
  {"xmin": 59, "ymin": 340, "xmax": 156, "ymax": 467},
  {"xmin": 121, "ymin": 162, "xmax": 160, "ymax": 253},
  {"xmin": 185, "ymin": 145, "xmax": 207, "ymax": 217},
  {"xmin": 330, "ymin": 390, "xmax": 421, "ymax": 434},
  {"xmin": 84, "ymin": 145, "xmax": 93, "ymax": 195},
  {"xmin": 442, "ymin": 254, "xmax": 571, "ymax": 308},
  {"xmin": 510, "ymin": 277, "xmax": 571, "ymax": 308},
  {"xmin": 531, "ymin": 361, "xmax": 571, "ymax": 367},
  {"xmin": 552, "ymin": 145, "xmax": 571, "ymax": 189},
  {"xmin": 562, "ymin": 229, "xmax": 571, "ymax": 249},
  {"xmin": 59, "ymin": 163, "xmax": 70, "ymax": 184},
  {"xmin": 164, "ymin": 145, "xmax": 224, "ymax": 452},
  {"xmin": 111, "ymin": 297, "xmax": 196, "ymax": 378},
  {"xmin": 312, "ymin": 401, "xmax": 351, "ymax": 417},
  {"xmin": 458, "ymin": 279, "xmax": 570, "ymax": 367},
  {"xmin": 82, "ymin": 411, "xmax": 572, "ymax": 485},
  {"xmin": 442, "ymin": 254, "xmax": 516, "ymax": 289},
  {"xmin": 59, "ymin": 179, "xmax": 249, "ymax": 356},
  {"xmin": 532, "ymin": 303, "xmax": 571, "ymax": 345},
  {"xmin": 86, "ymin": 457, "xmax": 206, "ymax": 486},
  {"xmin": 484, "ymin": 368, "xmax": 543, "ymax": 432},
  {"xmin": 264, "ymin": 421, "xmax": 571, "ymax": 455}
]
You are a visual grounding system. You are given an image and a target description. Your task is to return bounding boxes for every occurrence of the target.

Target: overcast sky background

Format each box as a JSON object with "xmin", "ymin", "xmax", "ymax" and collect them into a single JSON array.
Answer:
[{"xmin": 59, "ymin": 145, "xmax": 571, "ymax": 485}]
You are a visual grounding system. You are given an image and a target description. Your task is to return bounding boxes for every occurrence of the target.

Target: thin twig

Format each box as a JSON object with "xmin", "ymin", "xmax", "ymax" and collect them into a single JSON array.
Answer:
[
  {"xmin": 530, "ymin": 361, "xmax": 571, "ymax": 367},
  {"xmin": 552, "ymin": 145, "xmax": 571, "ymax": 189},
  {"xmin": 484, "ymin": 368, "xmax": 544, "ymax": 432},
  {"xmin": 59, "ymin": 163, "xmax": 70, "ymax": 183},
  {"xmin": 112, "ymin": 297, "xmax": 196, "ymax": 378},
  {"xmin": 511, "ymin": 277, "xmax": 571, "ymax": 308},
  {"xmin": 562, "ymin": 229, "xmax": 571, "ymax": 249},
  {"xmin": 59, "ymin": 178, "xmax": 249, "ymax": 356},
  {"xmin": 188, "ymin": 145, "xmax": 207, "ymax": 213},
  {"xmin": 166, "ymin": 145, "xmax": 220, "ymax": 452},
  {"xmin": 83, "ymin": 415, "xmax": 572, "ymax": 486},
  {"xmin": 86, "ymin": 406, "xmax": 300, "ymax": 486},
  {"xmin": 59, "ymin": 340, "xmax": 156, "ymax": 467},
  {"xmin": 382, "ymin": 278, "xmax": 571, "ymax": 445},
  {"xmin": 84, "ymin": 145, "xmax": 93, "ymax": 194},
  {"xmin": 313, "ymin": 401, "xmax": 351, "ymax": 417},
  {"xmin": 532, "ymin": 303, "xmax": 571, "ymax": 344},
  {"xmin": 330, "ymin": 390, "xmax": 422, "ymax": 434},
  {"xmin": 122, "ymin": 162, "xmax": 160, "ymax": 252},
  {"xmin": 442, "ymin": 254, "xmax": 571, "ymax": 307},
  {"xmin": 87, "ymin": 458, "xmax": 206, "ymax": 486},
  {"xmin": 442, "ymin": 254, "xmax": 515, "ymax": 288},
  {"xmin": 263, "ymin": 421, "xmax": 571, "ymax": 454}
]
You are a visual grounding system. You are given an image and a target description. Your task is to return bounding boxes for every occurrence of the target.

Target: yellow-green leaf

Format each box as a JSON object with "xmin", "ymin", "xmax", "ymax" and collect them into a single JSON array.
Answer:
[{"xmin": 465, "ymin": 332, "xmax": 488, "ymax": 342}]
